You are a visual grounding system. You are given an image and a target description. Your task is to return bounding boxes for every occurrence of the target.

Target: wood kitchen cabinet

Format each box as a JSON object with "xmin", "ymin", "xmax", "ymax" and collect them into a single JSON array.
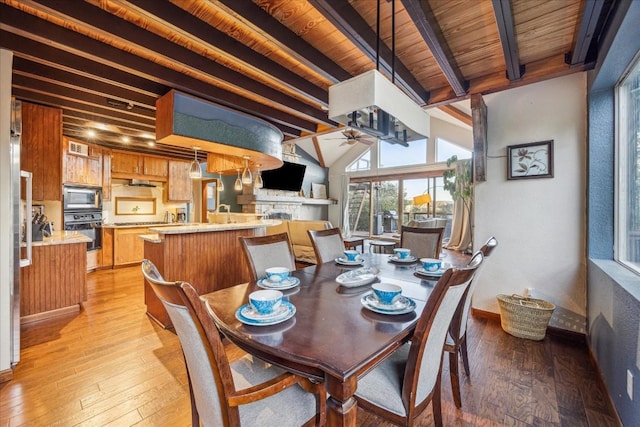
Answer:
[
  {"xmin": 111, "ymin": 151, "xmax": 142, "ymax": 175},
  {"xmin": 111, "ymin": 151, "xmax": 168, "ymax": 181},
  {"xmin": 113, "ymin": 227, "xmax": 148, "ymax": 266},
  {"xmin": 20, "ymin": 102, "xmax": 62, "ymax": 201},
  {"xmin": 102, "ymin": 148, "xmax": 112, "ymax": 201},
  {"xmin": 100, "ymin": 227, "xmax": 114, "ymax": 268},
  {"xmin": 62, "ymin": 138, "xmax": 103, "ymax": 186},
  {"xmin": 143, "ymin": 156, "xmax": 168, "ymax": 178},
  {"xmin": 165, "ymin": 160, "xmax": 192, "ymax": 202}
]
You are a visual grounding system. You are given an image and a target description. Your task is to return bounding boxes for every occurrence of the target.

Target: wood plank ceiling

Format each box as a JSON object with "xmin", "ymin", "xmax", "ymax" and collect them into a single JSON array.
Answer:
[{"xmin": 0, "ymin": 0, "xmax": 617, "ymax": 162}]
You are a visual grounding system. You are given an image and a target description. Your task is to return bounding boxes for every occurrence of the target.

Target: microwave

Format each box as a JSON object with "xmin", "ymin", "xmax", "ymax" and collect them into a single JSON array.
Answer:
[{"xmin": 63, "ymin": 186, "xmax": 102, "ymax": 211}]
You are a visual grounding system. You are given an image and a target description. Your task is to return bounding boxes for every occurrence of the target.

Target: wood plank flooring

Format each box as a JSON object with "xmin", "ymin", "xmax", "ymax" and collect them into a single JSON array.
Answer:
[{"xmin": 1, "ymin": 266, "xmax": 620, "ymax": 426}]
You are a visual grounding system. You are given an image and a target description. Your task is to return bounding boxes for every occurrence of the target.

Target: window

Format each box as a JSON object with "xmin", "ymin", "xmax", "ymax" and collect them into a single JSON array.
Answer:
[
  {"xmin": 617, "ymin": 54, "xmax": 640, "ymax": 273},
  {"xmin": 347, "ymin": 150, "xmax": 371, "ymax": 172},
  {"xmin": 436, "ymin": 138, "xmax": 471, "ymax": 162},
  {"xmin": 379, "ymin": 138, "xmax": 427, "ymax": 168}
]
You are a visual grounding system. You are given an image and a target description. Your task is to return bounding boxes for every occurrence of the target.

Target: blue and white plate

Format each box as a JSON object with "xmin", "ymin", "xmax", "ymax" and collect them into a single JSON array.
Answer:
[
  {"xmin": 336, "ymin": 271, "xmax": 377, "ymax": 288},
  {"xmin": 415, "ymin": 267, "xmax": 446, "ymax": 278},
  {"xmin": 257, "ymin": 277, "xmax": 301, "ymax": 290},
  {"xmin": 361, "ymin": 292, "xmax": 416, "ymax": 315},
  {"xmin": 388, "ymin": 255, "xmax": 418, "ymax": 264},
  {"xmin": 335, "ymin": 257, "xmax": 365, "ymax": 266},
  {"xmin": 236, "ymin": 301, "xmax": 296, "ymax": 326}
]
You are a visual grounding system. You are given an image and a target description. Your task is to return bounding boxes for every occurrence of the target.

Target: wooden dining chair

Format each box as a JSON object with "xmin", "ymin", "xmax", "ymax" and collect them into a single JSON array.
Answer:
[
  {"xmin": 445, "ymin": 236, "xmax": 498, "ymax": 408},
  {"xmin": 354, "ymin": 252, "xmax": 483, "ymax": 427},
  {"xmin": 141, "ymin": 259, "xmax": 326, "ymax": 427},
  {"xmin": 239, "ymin": 232, "xmax": 296, "ymax": 281},
  {"xmin": 399, "ymin": 225, "xmax": 445, "ymax": 259},
  {"xmin": 307, "ymin": 227, "xmax": 345, "ymax": 264}
]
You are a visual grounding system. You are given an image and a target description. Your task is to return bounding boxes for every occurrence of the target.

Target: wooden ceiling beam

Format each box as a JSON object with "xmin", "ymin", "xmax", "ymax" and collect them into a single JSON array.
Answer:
[
  {"xmin": 568, "ymin": 0, "xmax": 605, "ymax": 66},
  {"xmin": 400, "ymin": 0, "xmax": 468, "ymax": 96},
  {"xmin": 25, "ymin": 0, "xmax": 331, "ymax": 126},
  {"xmin": 438, "ymin": 105, "xmax": 472, "ymax": 127},
  {"xmin": 311, "ymin": 136, "xmax": 326, "ymax": 168},
  {"xmin": 309, "ymin": 0, "xmax": 429, "ymax": 104},
  {"xmin": 125, "ymin": 0, "xmax": 328, "ymax": 106},
  {"xmin": 491, "ymin": 0, "xmax": 524, "ymax": 81},
  {"xmin": 214, "ymin": 0, "xmax": 352, "ymax": 84}
]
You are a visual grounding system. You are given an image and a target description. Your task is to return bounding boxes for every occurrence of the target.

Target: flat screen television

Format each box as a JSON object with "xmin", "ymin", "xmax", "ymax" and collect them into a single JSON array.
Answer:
[{"xmin": 261, "ymin": 161, "xmax": 306, "ymax": 192}]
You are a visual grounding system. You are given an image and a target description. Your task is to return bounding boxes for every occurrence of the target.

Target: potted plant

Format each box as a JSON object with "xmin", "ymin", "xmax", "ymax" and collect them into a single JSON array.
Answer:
[{"xmin": 442, "ymin": 155, "xmax": 473, "ymax": 253}]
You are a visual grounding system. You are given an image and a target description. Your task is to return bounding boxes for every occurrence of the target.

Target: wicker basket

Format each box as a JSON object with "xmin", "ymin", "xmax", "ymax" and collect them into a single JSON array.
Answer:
[{"xmin": 497, "ymin": 294, "xmax": 555, "ymax": 341}]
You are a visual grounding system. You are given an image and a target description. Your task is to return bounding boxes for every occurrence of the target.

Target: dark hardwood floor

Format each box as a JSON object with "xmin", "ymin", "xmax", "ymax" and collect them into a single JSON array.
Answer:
[{"xmin": 1, "ymin": 266, "xmax": 619, "ymax": 426}]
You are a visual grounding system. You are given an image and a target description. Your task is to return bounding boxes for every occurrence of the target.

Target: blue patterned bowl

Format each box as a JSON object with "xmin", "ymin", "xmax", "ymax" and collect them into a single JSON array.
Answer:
[
  {"xmin": 372, "ymin": 283, "xmax": 402, "ymax": 305},
  {"xmin": 265, "ymin": 267, "xmax": 290, "ymax": 283},
  {"xmin": 249, "ymin": 290, "xmax": 283, "ymax": 315},
  {"xmin": 420, "ymin": 258, "xmax": 441, "ymax": 272}
]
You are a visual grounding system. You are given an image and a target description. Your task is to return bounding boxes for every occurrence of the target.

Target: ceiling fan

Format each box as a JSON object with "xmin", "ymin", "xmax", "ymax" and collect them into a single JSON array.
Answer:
[{"xmin": 327, "ymin": 129, "xmax": 376, "ymax": 146}]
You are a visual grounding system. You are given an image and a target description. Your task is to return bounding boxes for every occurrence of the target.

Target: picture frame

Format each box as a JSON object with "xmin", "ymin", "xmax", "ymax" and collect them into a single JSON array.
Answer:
[{"xmin": 507, "ymin": 140, "xmax": 554, "ymax": 180}]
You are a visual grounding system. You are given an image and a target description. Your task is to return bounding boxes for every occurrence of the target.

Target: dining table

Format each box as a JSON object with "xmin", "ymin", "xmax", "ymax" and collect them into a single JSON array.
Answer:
[{"xmin": 201, "ymin": 249, "xmax": 469, "ymax": 426}]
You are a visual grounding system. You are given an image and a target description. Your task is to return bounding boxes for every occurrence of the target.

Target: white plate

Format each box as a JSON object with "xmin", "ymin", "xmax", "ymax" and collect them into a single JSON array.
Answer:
[
  {"xmin": 415, "ymin": 268, "xmax": 446, "ymax": 278},
  {"xmin": 236, "ymin": 301, "xmax": 296, "ymax": 325},
  {"xmin": 335, "ymin": 257, "xmax": 365, "ymax": 266},
  {"xmin": 257, "ymin": 277, "xmax": 301, "ymax": 290},
  {"xmin": 336, "ymin": 272, "xmax": 377, "ymax": 288},
  {"xmin": 360, "ymin": 292, "xmax": 416, "ymax": 315},
  {"xmin": 388, "ymin": 255, "xmax": 418, "ymax": 264}
]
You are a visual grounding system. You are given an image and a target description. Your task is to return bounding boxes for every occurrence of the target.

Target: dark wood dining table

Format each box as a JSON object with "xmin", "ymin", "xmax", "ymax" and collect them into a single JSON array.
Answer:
[{"xmin": 201, "ymin": 249, "xmax": 469, "ymax": 426}]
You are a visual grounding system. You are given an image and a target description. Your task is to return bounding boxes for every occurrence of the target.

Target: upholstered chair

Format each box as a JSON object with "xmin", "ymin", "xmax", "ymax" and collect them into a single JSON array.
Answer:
[
  {"xmin": 239, "ymin": 232, "xmax": 296, "ymax": 281},
  {"xmin": 307, "ymin": 227, "xmax": 345, "ymax": 264},
  {"xmin": 400, "ymin": 225, "xmax": 445, "ymax": 259}
]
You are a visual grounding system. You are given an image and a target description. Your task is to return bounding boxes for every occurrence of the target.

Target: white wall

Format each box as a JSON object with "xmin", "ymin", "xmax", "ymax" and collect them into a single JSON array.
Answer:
[{"xmin": 473, "ymin": 73, "xmax": 587, "ymax": 332}]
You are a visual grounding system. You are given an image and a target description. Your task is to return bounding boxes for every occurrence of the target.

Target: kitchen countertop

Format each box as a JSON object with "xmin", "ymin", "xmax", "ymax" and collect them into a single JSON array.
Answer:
[
  {"xmin": 145, "ymin": 220, "xmax": 281, "ymax": 236},
  {"xmin": 102, "ymin": 222, "xmax": 192, "ymax": 229},
  {"xmin": 24, "ymin": 231, "xmax": 92, "ymax": 247}
]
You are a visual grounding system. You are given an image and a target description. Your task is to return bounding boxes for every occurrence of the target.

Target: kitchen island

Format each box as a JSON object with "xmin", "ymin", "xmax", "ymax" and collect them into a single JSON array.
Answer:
[
  {"xmin": 20, "ymin": 231, "xmax": 92, "ymax": 322},
  {"xmin": 141, "ymin": 220, "xmax": 280, "ymax": 328}
]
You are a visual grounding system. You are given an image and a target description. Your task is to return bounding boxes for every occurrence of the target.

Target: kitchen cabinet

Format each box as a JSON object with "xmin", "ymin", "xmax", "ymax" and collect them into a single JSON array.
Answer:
[
  {"xmin": 20, "ymin": 102, "xmax": 62, "ymax": 201},
  {"xmin": 62, "ymin": 138, "xmax": 103, "ymax": 186},
  {"xmin": 113, "ymin": 227, "xmax": 148, "ymax": 266},
  {"xmin": 111, "ymin": 151, "xmax": 168, "ymax": 181},
  {"xmin": 100, "ymin": 227, "xmax": 114, "ymax": 268},
  {"xmin": 102, "ymin": 148, "xmax": 112, "ymax": 201},
  {"xmin": 165, "ymin": 160, "xmax": 192, "ymax": 202}
]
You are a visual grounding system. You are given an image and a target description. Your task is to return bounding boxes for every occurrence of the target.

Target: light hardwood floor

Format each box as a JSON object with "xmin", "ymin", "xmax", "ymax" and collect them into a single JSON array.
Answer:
[{"xmin": 1, "ymin": 266, "xmax": 619, "ymax": 426}]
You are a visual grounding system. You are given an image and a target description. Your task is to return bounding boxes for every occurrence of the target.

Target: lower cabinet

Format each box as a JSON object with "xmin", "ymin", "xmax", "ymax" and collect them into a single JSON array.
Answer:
[{"xmin": 113, "ymin": 227, "xmax": 148, "ymax": 266}]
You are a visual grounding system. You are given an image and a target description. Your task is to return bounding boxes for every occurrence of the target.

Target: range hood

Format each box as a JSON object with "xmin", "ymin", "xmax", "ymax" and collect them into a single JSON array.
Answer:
[{"xmin": 128, "ymin": 179, "xmax": 156, "ymax": 187}]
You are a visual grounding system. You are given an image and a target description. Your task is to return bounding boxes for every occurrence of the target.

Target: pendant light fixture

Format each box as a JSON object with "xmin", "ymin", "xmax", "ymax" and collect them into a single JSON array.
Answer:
[
  {"xmin": 189, "ymin": 147, "xmax": 202, "ymax": 179},
  {"xmin": 254, "ymin": 164, "xmax": 263, "ymax": 189},
  {"xmin": 218, "ymin": 171, "xmax": 224, "ymax": 192},
  {"xmin": 241, "ymin": 156, "xmax": 252, "ymax": 184},
  {"xmin": 234, "ymin": 169, "xmax": 242, "ymax": 192}
]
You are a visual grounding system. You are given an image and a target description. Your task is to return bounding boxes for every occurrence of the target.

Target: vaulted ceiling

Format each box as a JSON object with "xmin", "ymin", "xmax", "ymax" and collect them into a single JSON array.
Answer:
[{"xmin": 0, "ymin": 0, "xmax": 617, "ymax": 162}]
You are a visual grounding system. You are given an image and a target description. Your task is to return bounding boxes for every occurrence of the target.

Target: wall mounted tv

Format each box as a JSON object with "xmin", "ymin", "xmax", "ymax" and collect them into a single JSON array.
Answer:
[{"xmin": 261, "ymin": 161, "xmax": 306, "ymax": 192}]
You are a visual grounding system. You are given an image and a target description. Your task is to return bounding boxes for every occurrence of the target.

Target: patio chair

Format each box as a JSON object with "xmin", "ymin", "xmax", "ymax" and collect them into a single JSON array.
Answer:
[
  {"xmin": 400, "ymin": 225, "xmax": 445, "ymax": 259},
  {"xmin": 141, "ymin": 259, "xmax": 325, "ymax": 427},
  {"xmin": 354, "ymin": 252, "xmax": 483, "ymax": 427},
  {"xmin": 308, "ymin": 227, "xmax": 345, "ymax": 264},
  {"xmin": 239, "ymin": 232, "xmax": 296, "ymax": 281},
  {"xmin": 445, "ymin": 236, "xmax": 498, "ymax": 408}
]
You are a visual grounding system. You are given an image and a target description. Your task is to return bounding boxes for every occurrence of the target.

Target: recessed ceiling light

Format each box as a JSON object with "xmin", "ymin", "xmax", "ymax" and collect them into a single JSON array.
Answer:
[
  {"xmin": 86, "ymin": 129, "xmax": 97, "ymax": 138},
  {"xmin": 147, "ymin": 141, "xmax": 155, "ymax": 147},
  {"xmin": 139, "ymin": 132, "xmax": 155, "ymax": 140},
  {"xmin": 121, "ymin": 136, "xmax": 131, "ymax": 143}
]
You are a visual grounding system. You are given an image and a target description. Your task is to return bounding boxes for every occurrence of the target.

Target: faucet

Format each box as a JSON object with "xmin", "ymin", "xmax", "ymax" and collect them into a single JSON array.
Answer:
[{"xmin": 216, "ymin": 204, "xmax": 231, "ymax": 223}]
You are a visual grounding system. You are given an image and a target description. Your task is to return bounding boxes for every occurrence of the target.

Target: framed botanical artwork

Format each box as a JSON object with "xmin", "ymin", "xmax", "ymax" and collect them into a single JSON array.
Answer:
[{"xmin": 507, "ymin": 140, "xmax": 554, "ymax": 180}]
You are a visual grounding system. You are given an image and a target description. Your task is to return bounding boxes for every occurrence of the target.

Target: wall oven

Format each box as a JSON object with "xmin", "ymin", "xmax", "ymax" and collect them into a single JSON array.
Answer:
[{"xmin": 63, "ymin": 186, "xmax": 103, "ymax": 251}]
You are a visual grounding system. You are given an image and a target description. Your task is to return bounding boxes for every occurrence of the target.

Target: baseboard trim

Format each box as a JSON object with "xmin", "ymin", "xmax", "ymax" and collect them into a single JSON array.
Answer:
[
  {"xmin": 20, "ymin": 305, "xmax": 80, "ymax": 325},
  {"xmin": 0, "ymin": 368, "xmax": 14, "ymax": 384},
  {"xmin": 586, "ymin": 341, "xmax": 624, "ymax": 426},
  {"xmin": 471, "ymin": 308, "xmax": 586, "ymax": 343}
]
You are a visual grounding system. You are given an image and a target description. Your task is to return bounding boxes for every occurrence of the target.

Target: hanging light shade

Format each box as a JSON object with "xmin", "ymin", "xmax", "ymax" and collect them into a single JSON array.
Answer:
[
  {"xmin": 234, "ymin": 169, "xmax": 242, "ymax": 192},
  {"xmin": 254, "ymin": 164, "xmax": 263, "ymax": 189},
  {"xmin": 241, "ymin": 156, "xmax": 252, "ymax": 184},
  {"xmin": 189, "ymin": 147, "xmax": 202, "ymax": 179},
  {"xmin": 218, "ymin": 172, "xmax": 224, "ymax": 192}
]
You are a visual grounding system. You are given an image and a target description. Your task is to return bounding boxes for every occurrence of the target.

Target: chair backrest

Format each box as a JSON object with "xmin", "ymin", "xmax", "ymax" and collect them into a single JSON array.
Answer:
[
  {"xmin": 141, "ymin": 259, "xmax": 237, "ymax": 426},
  {"xmin": 308, "ymin": 227, "xmax": 345, "ymax": 264},
  {"xmin": 480, "ymin": 236, "xmax": 498, "ymax": 257},
  {"xmin": 402, "ymin": 253, "xmax": 483, "ymax": 416},
  {"xmin": 400, "ymin": 226, "xmax": 444, "ymax": 259},
  {"xmin": 239, "ymin": 232, "xmax": 296, "ymax": 281}
]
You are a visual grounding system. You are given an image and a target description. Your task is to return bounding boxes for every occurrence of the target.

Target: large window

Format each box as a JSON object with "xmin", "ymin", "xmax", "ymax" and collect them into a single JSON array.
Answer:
[
  {"xmin": 379, "ymin": 138, "xmax": 427, "ymax": 168},
  {"xmin": 617, "ymin": 54, "xmax": 640, "ymax": 273},
  {"xmin": 436, "ymin": 138, "xmax": 471, "ymax": 162}
]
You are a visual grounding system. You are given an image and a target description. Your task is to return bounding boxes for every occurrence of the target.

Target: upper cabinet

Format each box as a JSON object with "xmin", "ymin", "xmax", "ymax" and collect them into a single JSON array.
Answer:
[
  {"xmin": 62, "ymin": 138, "xmax": 103, "ymax": 187},
  {"xmin": 21, "ymin": 102, "xmax": 62, "ymax": 201},
  {"xmin": 165, "ymin": 160, "xmax": 192, "ymax": 202},
  {"xmin": 111, "ymin": 150, "xmax": 168, "ymax": 181}
]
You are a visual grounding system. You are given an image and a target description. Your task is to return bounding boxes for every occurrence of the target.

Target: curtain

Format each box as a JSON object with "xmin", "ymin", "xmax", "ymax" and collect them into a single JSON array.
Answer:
[
  {"xmin": 444, "ymin": 160, "xmax": 472, "ymax": 251},
  {"xmin": 341, "ymin": 174, "xmax": 351, "ymax": 237}
]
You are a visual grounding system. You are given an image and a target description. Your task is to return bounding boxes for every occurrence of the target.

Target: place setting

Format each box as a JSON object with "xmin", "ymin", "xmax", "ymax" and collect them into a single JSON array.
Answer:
[
  {"xmin": 235, "ymin": 289, "xmax": 296, "ymax": 326},
  {"xmin": 414, "ymin": 258, "xmax": 450, "ymax": 280},
  {"xmin": 335, "ymin": 249, "xmax": 365, "ymax": 266},
  {"xmin": 388, "ymin": 247, "xmax": 418, "ymax": 264},
  {"xmin": 360, "ymin": 283, "xmax": 416, "ymax": 315},
  {"xmin": 257, "ymin": 267, "xmax": 301, "ymax": 290}
]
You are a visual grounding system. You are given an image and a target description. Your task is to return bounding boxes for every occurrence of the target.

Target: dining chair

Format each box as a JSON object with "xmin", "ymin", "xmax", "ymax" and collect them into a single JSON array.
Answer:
[
  {"xmin": 354, "ymin": 252, "xmax": 483, "ymax": 427},
  {"xmin": 239, "ymin": 232, "xmax": 296, "ymax": 281},
  {"xmin": 308, "ymin": 227, "xmax": 345, "ymax": 264},
  {"xmin": 445, "ymin": 236, "xmax": 498, "ymax": 408},
  {"xmin": 141, "ymin": 259, "xmax": 326, "ymax": 427},
  {"xmin": 399, "ymin": 225, "xmax": 445, "ymax": 259}
]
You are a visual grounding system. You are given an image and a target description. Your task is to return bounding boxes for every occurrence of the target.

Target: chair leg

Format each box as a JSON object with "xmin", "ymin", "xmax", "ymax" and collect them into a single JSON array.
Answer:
[
  {"xmin": 433, "ymin": 373, "xmax": 443, "ymax": 427},
  {"xmin": 448, "ymin": 348, "xmax": 462, "ymax": 409},
  {"xmin": 460, "ymin": 333, "xmax": 470, "ymax": 376}
]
